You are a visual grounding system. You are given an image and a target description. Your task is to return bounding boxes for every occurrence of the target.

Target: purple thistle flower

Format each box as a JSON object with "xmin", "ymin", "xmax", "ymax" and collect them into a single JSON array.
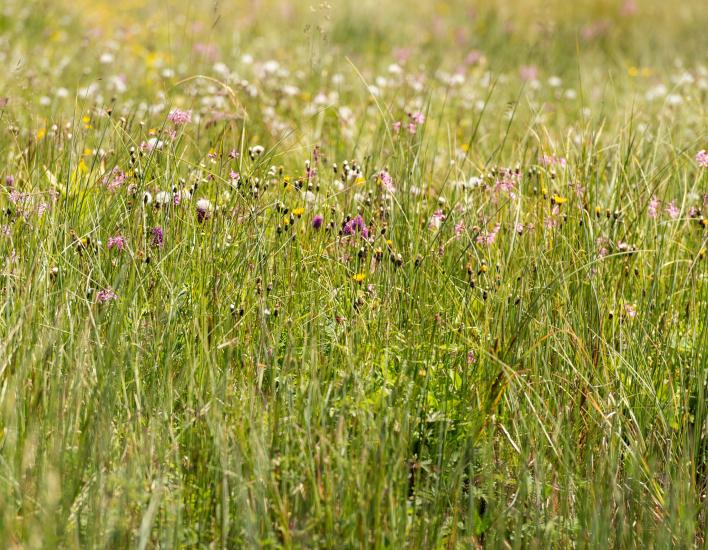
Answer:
[
  {"xmin": 343, "ymin": 215, "xmax": 369, "ymax": 238},
  {"xmin": 151, "ymin": 226, "xmax": 164, "ymax": 247},
  {"xmin": 312, "ymin": 214, "xmax": 324, "ymax": 229}
]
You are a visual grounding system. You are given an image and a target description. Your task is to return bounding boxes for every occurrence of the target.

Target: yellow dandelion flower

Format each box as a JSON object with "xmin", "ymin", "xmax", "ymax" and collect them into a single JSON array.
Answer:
[
  {"xmin": 552, "ymin": 194, "xmax": 568, "ymax": 205},
  {"xmin": 352, "ymin": 273, "xmax": 366, "ymax": 283},
  {"xmin": 292, "ymin": 207, "xmax": 305, "ymax": 217}
]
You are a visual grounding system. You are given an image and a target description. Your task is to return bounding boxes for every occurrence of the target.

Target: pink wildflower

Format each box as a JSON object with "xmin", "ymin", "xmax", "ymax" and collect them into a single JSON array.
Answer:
[
  {"xmin": 409, "ymin": 112, "xmax": 425, "ymax": 125},
  {"xmin": 379, "ymin": 170, "xmax": 395, "ymax": 194},
  {"xmin": 665, "ymin": 201, "xmax": 680, "ymax": 219},
  {"xmin": 428, "ymin": 209, "xmax": 446, "ymax": 230},
  {"xmin": 141, "ymin": 138, "xmax": 163, "ymax": 152},
  {"xmin": 96, "ymin": 288, "xmax": 117, "ymax": 304},
  {"xmin": 696, "ymin": 150, "xmax": 708, "ymax": 168},
  {"xmin": 476, "ymin": 223, "xmax": 500, "ymax": 246},
  {"xmin": 623, "ymin": 304, "xmax": 637, "ymax": 319},
  {"xmin": 596, "ymin": 236, "xmax": 609, "ymax": 258},
  {"xmin": 102, "ymin": 167, "xmax": 126, "ymax": 192},
  {"xmin": 648, "ymin": 197, "xmax": 660, "ymax": 219},
  {"xmin": 168, "ymin": 109, "xmax": 192, "ymax": 125},
  {"xmin": 519, "ymin": 65, "xmax": 538, "ymax": 82},
  {"xmin": 620, "ymin": 0, "xmax": 638, "ymax": 16},
  {"xmin": 107, "ymin": 236, "xmax": 126, "ymax": 251},
  {"xmin": 465, "ymin": 50, "xmax": 482, "ymax": 65},
  {"xmin": 540, "ymin": 154, "xmax": 567, "ymax": 168}
]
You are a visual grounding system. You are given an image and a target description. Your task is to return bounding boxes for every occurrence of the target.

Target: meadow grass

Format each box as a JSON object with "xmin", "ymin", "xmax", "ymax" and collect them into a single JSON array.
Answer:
[{"xmin": 0, "ymin": 0, "xmax": 706, "ymax": 547}]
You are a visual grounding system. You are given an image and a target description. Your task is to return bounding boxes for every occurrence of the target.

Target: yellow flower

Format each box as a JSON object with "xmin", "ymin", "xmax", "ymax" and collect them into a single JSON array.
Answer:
[
  {"xmin": 36, "ymin": 128, "xmax": 46, "ymax": 140},
  {"xmin": 628, "ymin": 67, "xmax": 639, "ymax": 77},
  {"xmin": 292, "ymin": 207, "xmax": 305, "ymax": 217},
  {"xmin": 352, "ymin": 273, "xmax": 366, "ymax": 283},
  {"xmin": 354, "ymin": 176, "xmax": 366, "ymax": 186},
  {"xmin": 552, "ymin": 194, "xmax": 567, "ymax": 205}
]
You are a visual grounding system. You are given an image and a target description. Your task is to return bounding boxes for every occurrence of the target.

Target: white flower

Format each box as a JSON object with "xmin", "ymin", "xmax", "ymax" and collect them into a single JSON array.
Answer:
[
  {"xmin": 249, "ymin": 145, "xmax": 265, "ymax": 157},
  {"xmin": 196, "ymin": 198, "xmax": 213, "ymax": 212},
  {"xmin": 155, "ymin": 191, "xmax": 171, "ymax": 206},
  {"xmin": 465, "ymin": 176, "xmax": 482, "ymax": 190}
]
